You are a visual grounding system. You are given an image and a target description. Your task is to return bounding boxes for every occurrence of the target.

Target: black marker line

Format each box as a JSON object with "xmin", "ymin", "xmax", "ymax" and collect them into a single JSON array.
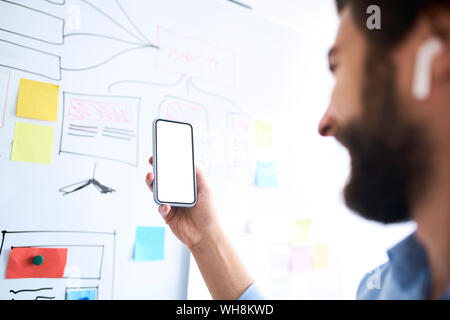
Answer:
[
  {"xmin": 63, "ymin": 91, "xmax": 142, "ymax": 100},
  {"xmin": 0, "ymin": 1, "xmax": 64, "ymax": 45},
  {"xmin": 44, "ymin": 0, "xmax": 65, "ymax": 5},
  {"xmin": 68, "ymin": 133, "xmax": 95, "ymax": 138},
  {"xmin": 2, "ymin": 230, "xmax": 116, "ymax": 235},
  {"xmin": 0, "ymin": 231, "xmax": 5, "ymax": 256},
  {"xmin": 10, "ymin": 288, "xmax": 53, "ymax": 294},
  {"xmin": 69, "ymin": 124, "xmax": 98, "ymax": 129},
  {"xmin": 63, "ymin": 276, "xmax": 100, "ymax": 280},
  {"xmin": 102, "ymin": 129, "xmax": 135, "ymax": 137},
  {"xmin": 0, "ymin": 39, "xmax": 61, "ymax": 81},
  {"xmin": 114, "ymin": 0, "xmax": 152, "ymax": 45},
  {"xmin": 112, "ymin": 230, "xmax": 116, "ymax": 299},
  {"xmin": 98, "ymin": 245, "xmax": 104, "ymax": 280},
  {"xmin": 107, "ymin": 74, "xmax": 185, "ymax": 92},
  {"xmin": 0, "ymin": 28, "xmax": 63, "ymax": 46},
  {"xmin": 103, "ymin": 126, "xmax": 134, "ymax": 133},
  {"xmin": 101, "ymin": 133, "xmax": 132, "ymax": 141},
  {"xmin": 68, "ymin": 127, "xmax": 97, "ymax": 134},
  {"xmin": 79, "ymin": 0, "xmax": 146, "ymax": 45},
  {"xmin": 35, "ymin": 296, "xmax": 55, "ymax": 300},
  {"xmin": 60, "ymin": 45, "xmax": 156, "ymax": 72},
  {"xmin": 12, "ymin": 244, "xmax": 104, "ymax": 248},
  {"xmin": 63, "ymin": 32, "xmax": 143, "ymax": 46},
  {"xmin": 226, "ymin": 0, "xmax": 252, "ymax": 10},
  {"xmin": 59, "ymin": 150, "xmax": 138, "ymax": 167}
]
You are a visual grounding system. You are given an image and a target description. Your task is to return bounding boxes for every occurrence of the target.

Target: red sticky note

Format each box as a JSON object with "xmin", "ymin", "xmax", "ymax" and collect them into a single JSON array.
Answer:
[
  {"xmin": 289, "ymin": 247, "xmax": 312, "ymax": 273},
  {"xmin": 6, "ymin": 247, "xmax": 68, "ymax": 279}
]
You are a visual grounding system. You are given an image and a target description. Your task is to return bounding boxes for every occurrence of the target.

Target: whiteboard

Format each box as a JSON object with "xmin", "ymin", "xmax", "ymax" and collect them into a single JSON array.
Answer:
[{"xmin": 0, "ymin": 0, "xmax": 307, "ymax": 299}]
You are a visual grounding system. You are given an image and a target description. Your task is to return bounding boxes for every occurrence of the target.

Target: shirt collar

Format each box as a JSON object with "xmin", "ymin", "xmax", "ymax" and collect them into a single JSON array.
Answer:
[{"xmin": 387, "ymin": 232, "xmax": 431, "ymax": 296}]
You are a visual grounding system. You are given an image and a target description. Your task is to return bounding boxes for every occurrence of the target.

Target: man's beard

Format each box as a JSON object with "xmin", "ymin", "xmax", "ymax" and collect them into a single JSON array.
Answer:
[{"xmin": 336, "ymin": 49, "xmax": 431, "ymax": 224}]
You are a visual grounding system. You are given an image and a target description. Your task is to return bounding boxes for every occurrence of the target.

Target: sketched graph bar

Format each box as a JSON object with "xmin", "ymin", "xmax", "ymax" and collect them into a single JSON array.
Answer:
[
  {"xmin": 0, "ymin": 39, "xmax": 61, "ymax": 80},
  {"xmin": 0, "ymin": 0, "xmax": 64, "ymax": 45}
]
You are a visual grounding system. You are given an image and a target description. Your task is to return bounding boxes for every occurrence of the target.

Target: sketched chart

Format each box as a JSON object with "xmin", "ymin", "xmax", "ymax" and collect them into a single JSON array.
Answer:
[
  {"xmin": 0, "ymin": 0, "xmax": 158, "ymax": 81},
  {"xmin": 157, "ymin": 95, "xmax": 212, "ymax": 175},
  {"xmin": 59, "ymin": 92, "xmax": 140, "ymax": 166},
  {"xmin": 226, "ymin": 112, "xmax": 253, "ymax": 182},
  {"xmin": 0, "ymin": 230, "xmax": 116, "ymax": 300},
  {"xmin": 155, "ymin": 25, "xmax": 236, "ymax": 88}
]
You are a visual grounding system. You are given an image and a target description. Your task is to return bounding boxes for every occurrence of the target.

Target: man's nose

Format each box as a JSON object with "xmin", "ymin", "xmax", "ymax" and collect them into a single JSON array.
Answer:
[{"xmin": 318, "ymin": 102, "xmax": 336, "ymax": 137}]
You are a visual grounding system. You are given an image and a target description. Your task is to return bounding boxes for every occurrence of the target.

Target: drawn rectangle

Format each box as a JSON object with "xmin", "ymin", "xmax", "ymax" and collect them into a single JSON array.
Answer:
[
  {"xmin": 0, "ymin": 230, "xmax": 116, "ymax": 300},
  {"xmin": 0, "ymin": 39, "xmax": 61, "ymax": 80},
  {"xmin": 60, "ymin": 92, "xmax": 140, "ymax": 166},
  {"xmin": 0, "ymin": 0, "xmax": 64, "ymax": 44},
  {"xmin": 0, "ymin": 70, "xmax": 10, "ymax": 128},
  {"xmin": 155, "ymin": 25, "xmax": 235, "ymax": 88},
  {"xmin": 65, "ymin": 287, "xmax": 98, "ymax": 300}
]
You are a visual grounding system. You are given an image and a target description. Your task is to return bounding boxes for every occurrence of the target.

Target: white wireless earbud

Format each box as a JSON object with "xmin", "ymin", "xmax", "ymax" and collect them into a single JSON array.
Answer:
[{"xmin": 412, "ymin": 37, "xmax": 443, "ymax": 100}]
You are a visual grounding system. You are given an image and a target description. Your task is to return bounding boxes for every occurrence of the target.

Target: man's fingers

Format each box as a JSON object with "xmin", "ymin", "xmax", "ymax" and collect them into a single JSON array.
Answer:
[
  {"xmin": 149, "ymin": 156, "xmax": 153, "ymax": 166},
  {"xmin": 145, "ymin": 172, "xmax": 154, "ymax": 192},
  {"xmin": 158, "ymin": 204, "xmax": 171, "ymax": 219},
  {"xmin": 195, "ymin": 166, "xmax": 208, "ymax": 192}
]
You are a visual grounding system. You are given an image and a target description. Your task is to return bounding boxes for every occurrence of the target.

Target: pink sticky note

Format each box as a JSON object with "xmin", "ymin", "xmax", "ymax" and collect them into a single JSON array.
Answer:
[{"xmin": 289, "ymin": 247, "xmax": 312, "ymax": 273}]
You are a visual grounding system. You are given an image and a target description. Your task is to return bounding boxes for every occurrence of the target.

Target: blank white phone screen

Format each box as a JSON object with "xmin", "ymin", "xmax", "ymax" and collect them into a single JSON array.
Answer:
[{"xmin": 155, "ymin": 120, "xmax": 195, "ymax": 204}]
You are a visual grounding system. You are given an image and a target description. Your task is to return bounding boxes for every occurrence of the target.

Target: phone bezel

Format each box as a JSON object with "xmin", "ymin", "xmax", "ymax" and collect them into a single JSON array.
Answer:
[{"xmin": 152, "ymin": 118, "xmax": 198, "ymax": 207}]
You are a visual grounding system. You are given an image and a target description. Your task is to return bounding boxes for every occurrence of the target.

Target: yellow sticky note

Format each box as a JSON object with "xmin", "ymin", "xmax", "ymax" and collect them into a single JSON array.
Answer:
[
  {"xmin": 11, "ymin": 122, "xmax": 55, "ymax": 164},
  {"xmin": 254, "ymin": 121, "xmax": 272, "ymax": 147},
  {"xmin": 290, "ymin": 220, "xmax": 310, "ymax": 247},
  {"xmin": 312, "ymin": 245, "xmax": 329, "ymax": 270},
  {"xmin": 16, "ymin": 78, "xmax": 60, "ymax": 121}
]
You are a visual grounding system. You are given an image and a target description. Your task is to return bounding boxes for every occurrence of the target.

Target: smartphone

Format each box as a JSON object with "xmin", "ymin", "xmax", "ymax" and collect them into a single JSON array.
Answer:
[{"xmin": 152, "ymin": 118, "xmax": 197, "ymax": 207}]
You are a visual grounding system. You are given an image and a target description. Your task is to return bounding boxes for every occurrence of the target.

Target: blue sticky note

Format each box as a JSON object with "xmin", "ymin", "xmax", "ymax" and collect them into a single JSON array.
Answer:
[
  {"xmin": 255, "ymin": 161, "xmax": 278, "ymax": 187},
  {"xmin": 133, "ymin": 226, "xmax": 165, "ymax": 261},
  {"xmin": 66, "ymin": 288, "xmax": 97, "ymax": 300}
]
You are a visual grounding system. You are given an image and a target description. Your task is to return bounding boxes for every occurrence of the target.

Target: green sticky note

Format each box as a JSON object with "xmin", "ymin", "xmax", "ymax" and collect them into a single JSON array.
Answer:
[
  {"xmin": 11, "ymin": 121, "xmax": 55, "ymax": 164},
  {"xmin": 16, "ymin": 78, "xmax": 60, "ymax": 121},
  {"xmin": 133, "ymin": 226, "xmax": 165, "ymax": 261}
]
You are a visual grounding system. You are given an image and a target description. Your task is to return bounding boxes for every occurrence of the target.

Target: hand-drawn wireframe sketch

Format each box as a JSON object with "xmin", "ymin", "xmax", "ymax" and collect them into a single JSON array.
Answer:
[
  {"xmin": 226, "ymin": 112, "xmax": 253, "ymax": 182},
  {"xmin": 155, "ymin": 25, "xmax": 235, "ymax": 89},
  {"xmin": 59, "ymin": 92, "xmax": 140, "ymax": 166},
  {"xmin": 157, "ymin": 95, "xmax": 212, "ymax": 175},
  {"xmin": 59, "ymin": 162, "xmax": 115, "ymax": 195},
  {"xmin": 0, "ymin": 0, "xmax": 158, "ymax": 81},
  {"xmin": 0, "ymin": 230, "xmax": 116, "ymax": 300}
]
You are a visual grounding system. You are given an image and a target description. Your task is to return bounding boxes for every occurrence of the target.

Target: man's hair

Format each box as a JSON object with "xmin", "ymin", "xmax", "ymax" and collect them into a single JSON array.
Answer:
[{"xmin": 336, "ymin": 0, "xmax": 450, "ymax": 50}]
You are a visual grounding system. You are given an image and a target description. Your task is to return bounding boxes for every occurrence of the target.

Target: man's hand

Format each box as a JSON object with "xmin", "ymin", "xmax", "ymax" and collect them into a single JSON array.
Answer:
[{"xmin": 145, "ymin": 156, "xmax": 221, "ymax": 250}]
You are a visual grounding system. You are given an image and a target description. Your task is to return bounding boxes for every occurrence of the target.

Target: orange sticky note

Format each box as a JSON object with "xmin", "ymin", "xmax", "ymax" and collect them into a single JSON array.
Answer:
[
  {"xmin": 312, "ymin": 245, "xmax": 329, "ymax": 270},
  {"xmin": 16, "ymin": 78, "xmax": 60, "ymax": 121},
  {"xmin": 6, "ymin": 247, "xmax": 68, "ymax": 279}
]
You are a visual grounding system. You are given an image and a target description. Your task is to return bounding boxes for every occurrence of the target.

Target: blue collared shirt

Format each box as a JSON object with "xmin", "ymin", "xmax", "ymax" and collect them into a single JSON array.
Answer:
[{"xmin": 238, "ymin": 233, "xmax": 450, "ymax": 300}]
